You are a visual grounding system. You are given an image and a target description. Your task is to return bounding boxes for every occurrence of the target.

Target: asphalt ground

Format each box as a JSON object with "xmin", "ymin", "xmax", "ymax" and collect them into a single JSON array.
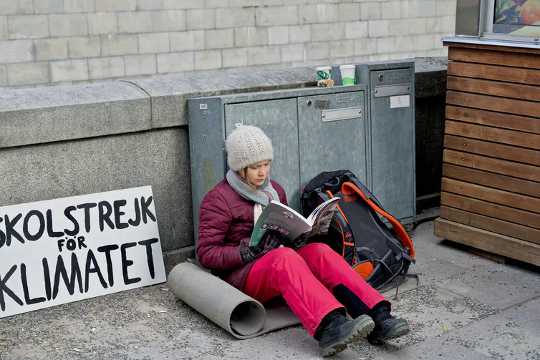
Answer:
[{"xmin": 1, "ymin": 215, "xmax": 539, "ymax": 360}]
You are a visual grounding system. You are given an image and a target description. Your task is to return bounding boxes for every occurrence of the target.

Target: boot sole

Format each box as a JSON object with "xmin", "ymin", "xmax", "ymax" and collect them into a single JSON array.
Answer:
[
  {"xmin": 321, "ymin": 315, "xmax": 375, "ymax": 357},
  {"xmin": 368, "ymin": 321, "xmax": 410, "ymax": 345},
  {"xmin": 384, "ymin": 321, "xmax": 409, "ymax": 339}
]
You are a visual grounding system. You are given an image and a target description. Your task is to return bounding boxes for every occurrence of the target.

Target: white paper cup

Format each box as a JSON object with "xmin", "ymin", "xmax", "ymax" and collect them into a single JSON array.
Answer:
[
  {"xmin": 339, "ymin": 64, "xmax": 355, "ymax": 86},
  {"xmin": 316, "ymin": 66, "xmax": 332, "ymax": 81}
]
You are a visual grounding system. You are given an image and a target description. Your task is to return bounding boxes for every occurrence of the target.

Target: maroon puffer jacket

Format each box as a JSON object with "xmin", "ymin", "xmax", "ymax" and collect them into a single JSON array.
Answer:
[{"xmin": 196, "ymin": 179, "xmax": 287, "ymax": 290}]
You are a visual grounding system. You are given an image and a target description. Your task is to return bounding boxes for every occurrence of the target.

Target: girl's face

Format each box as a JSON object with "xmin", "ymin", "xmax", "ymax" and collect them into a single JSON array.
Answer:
[{"xmin": 240, "ymin": 160, "xmax": 271, "ymax": 189}]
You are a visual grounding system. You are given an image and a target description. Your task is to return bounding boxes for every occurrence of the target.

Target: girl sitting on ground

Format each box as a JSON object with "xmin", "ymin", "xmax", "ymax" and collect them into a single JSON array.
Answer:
[{"xmin": 196, "ymin": 125, "xmax": 409, "ymax": 357}]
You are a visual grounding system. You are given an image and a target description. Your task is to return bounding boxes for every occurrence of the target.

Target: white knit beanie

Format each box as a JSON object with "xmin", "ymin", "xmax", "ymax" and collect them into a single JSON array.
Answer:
[{"xmin": 225, "ymin": 125, "xmax": 273, "ymax": 171}]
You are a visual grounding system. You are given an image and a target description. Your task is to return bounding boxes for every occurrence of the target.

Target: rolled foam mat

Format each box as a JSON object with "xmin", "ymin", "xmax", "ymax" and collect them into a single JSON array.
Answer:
[{"xmin": 168, "ymin": 262, "xmax": 300, "ymax": 339}]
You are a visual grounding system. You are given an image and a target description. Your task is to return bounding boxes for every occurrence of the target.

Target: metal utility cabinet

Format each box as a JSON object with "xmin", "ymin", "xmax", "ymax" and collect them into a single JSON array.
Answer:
[
  {"xmin": 188, "ymin": 76, "xmax": 415, "ymax": 237},
  {"xmin": 357, "ymin": 61, "xmax": 416, "ymax": 225}
]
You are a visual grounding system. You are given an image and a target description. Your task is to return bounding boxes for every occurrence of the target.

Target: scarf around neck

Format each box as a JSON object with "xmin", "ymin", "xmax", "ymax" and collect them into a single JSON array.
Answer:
[{"xmin": 226, "ymin": 169, "xmax": 279, "ymax": 206}]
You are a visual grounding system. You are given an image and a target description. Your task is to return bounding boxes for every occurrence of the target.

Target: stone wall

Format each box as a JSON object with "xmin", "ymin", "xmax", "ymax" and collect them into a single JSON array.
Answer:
[
  {"xmin": 0, "ymin": 0, "xmax": 455, "ymax": 87},
  {"xmin": 0, "ymin": 60, "xmax": 447, "ymax": 269}
]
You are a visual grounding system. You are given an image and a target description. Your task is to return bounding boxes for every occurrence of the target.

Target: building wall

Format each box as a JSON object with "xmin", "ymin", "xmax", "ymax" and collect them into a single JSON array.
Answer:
[{"xmin": 0, "ymin": 0, "xmax": 456, "ymax": 87}]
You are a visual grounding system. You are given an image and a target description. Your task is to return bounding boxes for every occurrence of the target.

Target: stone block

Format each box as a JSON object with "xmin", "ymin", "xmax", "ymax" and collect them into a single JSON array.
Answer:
[
  {"xmin": 337, "ymin": 3, "xmax": 361, "ymax": 22},
  {"xmin": 376, "ymin": 36, "xmax": 397, "ymax": 54},
  {"xmin": 222, "ymin": 47, "xmax": 248, "ymax": 68},
  {"xmin": 234, "ymin": 26, "xmax": 268, "ymax": 47},
  {"xmin": 50, "ymin": 59, "xmax": 88, "ymax": 82},
  {"xmin": 388, "ymin": 19, "xmax": 410, "ymax": 35},
  {"xmin": 247, "ymin": 46, "xmax": 280, "ymax": 65},
  {"xmin": 101, "ymin": 34, "xmax": 138, "ymax": 56},
  {"xmin": 381, "ymin": 1, "xmax": 402, "ymax": 19},
  {"xmin": 169, "ymin": 30, "xmax": 204, "ymax": 51},
  {"xmin": 368, "ymin": 20, "xmax": 390, "ymax": 37},
  {"xmin": 124, "ymin": 54, "xmax": 156, "ymax": 76},
  {"xmin": 95, "ymin": 0, "xmax": 136, "ymax": 12},
  {"xmin": 0, "ymin": 40, "xmax": 33, "ymax": 63},
  {"xmin": 89, "ymin": 56, "xmax": 125, "ymax": 79},
  {"xmin": 280, "ymin": 43, "xmax": 303, "ymax": 62},
  {"xmin": 157, "ymin": 52, "xmax": 194, "ymax": 73},
  {"xmin": 311, "ymin": 23, "xmax": 345, "ymax": 42},
  {"xmin": 7, "ymin": 62, "xmax": 49, "ymax": 86},
  {"xmin": 215, "ymin": 7, "xmax": 255, "ymax": 28},
  {"xmin": 49, "ymin": 14, "xmax": 88, "ymax": 37},
  {"xmin": 194, "ymin": 50, "xmax": 221, "ymax": 70},
  {"xmin": 163, "ymin": 0, "xmax": 200, "ymax": 9},
  {"xmin": 330, "ymin": 39, "xmax": 354, "ymax": 58},
  {"xmin": 406, "ymin": 18, "xmax": 428, "ymax": 35},
  {"xmin": 128, "ymin": 66, "xmax": 313, "ymax": 128},
  {"xmin": 419, "ymin": 0, "xmax": 438, "ymax": 18},
  {"xmin": 151, "ymin": 10, "xmax": 186, "ymax": 32},
  {"xmin": 299, "ymin": 4, "xmax": 338, "ymax": 24},
  {"xmin": 33, "ymin": 0, "xmax": 64, "ymax": 14},
  {"xmin": 305, "ymin": 41, "xmax": 329, "ymax": 60},
  {"xmin": 0, "ymin": 129, "xmax": 189, "ymax": 251},
  {"xmin": 438, "ymin": 15, "xmax": 455, "ymax": 34},
  {"xmin": 0, "ymin": 65, "xmax": 6, "ymax": 85},
  {"xmin": 64, "ymin": 0, "xmax": 95, "ymax": 13},
  {"xmin": 345, "ymin": 21, "xmax": 368, "ymax": 39},
  {"xmin": 288, "ymin": 25, "xmax": 310, "ymax": 43},
  {"xmin": 139, "ymin": 32, "xmax": 170, "ymax": 54},
  {"xmin": 205, "ymin": 29, "xmax": 234, "ymax": 49},
  {"xmin": 87, "ymin": 12, "xmax": 117, "ymax": 35},
  {"xmin": 360, "ymin": 2, "xmax": 381, "ymax": 20},
  {"xmin": 0, "ymin": 16, "xmax": 6, "ymax": 40},
  {"xmin": 0, "ymin": 0, "xmax": 33, "ymax": 15},
  {"xmin": 256, "ymin": 6, "xmax": 298, "ymax": 26},
  {"xmin": 186, "ymin": 9, "xmax": 215, "ymax": 30},
  {"xmin": 437, "ymin": 0, "xmax": 457, "ymax": 16},
  {"xmin": 0, "ymin": 81, "xmax": 150, "ymax": 147},
  {"xmin": 35, "ymin": 38, "xmax": 68, "ymax": 61},
  {"xmin": 68, "ymin": 36, "xmax": 100, "ymax": 58},
  {"xmin": 118, "ymin": 11, "xmax": 153, "ymax": 33},
  {"xmin": 354, "ymin": 37, "xmax": 377, "ymax": 56},
  {"xmin": 268, "ymin": 26, "xmax": 288, "ymax": 45},
  {"xmin": 8, "ymin": 15, "xmax": 49, "ymax": 39},
  {"xmin": 137, "ymin": 0, "xmax": 165, "ymax": 10}
]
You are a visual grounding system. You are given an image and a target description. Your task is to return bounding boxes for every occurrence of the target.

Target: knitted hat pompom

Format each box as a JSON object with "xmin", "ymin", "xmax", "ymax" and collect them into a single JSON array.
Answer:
[{"xmin": 225, "ymin": 124, "xmax": 273, "ymax": 171}]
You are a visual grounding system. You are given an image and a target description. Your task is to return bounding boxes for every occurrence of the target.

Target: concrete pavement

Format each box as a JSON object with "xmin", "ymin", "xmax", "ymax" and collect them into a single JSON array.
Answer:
[{"xmin": 1, "ymin": 213, "xmax": 539, "ymax": 360}]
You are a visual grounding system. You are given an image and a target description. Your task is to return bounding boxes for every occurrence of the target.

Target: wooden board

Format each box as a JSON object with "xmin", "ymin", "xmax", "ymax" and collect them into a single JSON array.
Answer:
[
  {"xmin": 446, "ymin": 90, "xmax": 540, "ymax": 118},
  {"xmin": 440, "ymin": 206, "xmax": 540, "ymax": 244},
  {"xmin": 446, "ymin": 42, "xmax": 540, "ymax": 56},
  {"xmin": 445, "ymin": 120, "xmax": 540, "ymax": 150},
  {"xmin": 448, "ymin": 47, "xmax": 540, "ymax": 69},
  {"xmin": 448, "ymin": 62, "xmax": 540, "ymax": 85},
  {"xmin": 434, "ymin": 218, "xmax": 540, "ymax": 266},
  {"xmin": 444, "ymin": 149, "xmax": 540, "ymax": 181},
  {"xmin": 444, "ymin": 135, "xmax": 540, "ymax": 166},
  {"xmin": 442, "ymin": 178, "xmax": 540, "ymax": 214},
  {"xmin": 441, "ymin": 191, "xmax": 540, "ymax": 230},
  {"xmin": 447, "ymin": 76, "xmax": 540, "ymax": 102},
  {"xmin": 446, "ymin": 106, "xmax": 540, "ymax": 134},
  {"xmin": 443, "ymin": 163, "xmax": 540, "ymax": 198}
]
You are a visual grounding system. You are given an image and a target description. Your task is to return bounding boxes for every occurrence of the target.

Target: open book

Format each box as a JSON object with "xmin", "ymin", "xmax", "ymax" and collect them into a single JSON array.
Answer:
[{"xmin": 249, "ymin": 197, "xmax": 340, "ymax": 247}]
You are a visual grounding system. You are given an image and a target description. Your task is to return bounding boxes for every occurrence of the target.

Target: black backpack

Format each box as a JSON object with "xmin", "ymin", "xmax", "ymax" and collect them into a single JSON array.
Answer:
[{"xmin": 301, "ymin": 170, "xmax": 416, "ymax": 290}]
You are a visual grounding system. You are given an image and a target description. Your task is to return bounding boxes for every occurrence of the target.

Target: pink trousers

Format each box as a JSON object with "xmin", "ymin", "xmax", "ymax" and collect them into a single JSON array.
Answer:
[{"xmin": 243, "ymin": 242, "xmax": 385, "ymax": 336}]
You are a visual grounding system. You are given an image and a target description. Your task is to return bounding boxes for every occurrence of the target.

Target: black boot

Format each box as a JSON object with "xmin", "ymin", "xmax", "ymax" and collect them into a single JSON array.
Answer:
[
  {"xmin": 367, "ymin": 302, "xmax": 409, "ymax": 345},
  {"xmin": 314, "ymin": 309, "xmax": 374, "ymax": 357}
]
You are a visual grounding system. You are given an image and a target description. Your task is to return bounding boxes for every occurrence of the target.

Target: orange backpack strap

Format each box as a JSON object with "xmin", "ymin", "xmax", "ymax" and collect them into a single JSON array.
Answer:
[{"xmin": 341, "ymin": 182, "xmax": 415, "ymax": 260}]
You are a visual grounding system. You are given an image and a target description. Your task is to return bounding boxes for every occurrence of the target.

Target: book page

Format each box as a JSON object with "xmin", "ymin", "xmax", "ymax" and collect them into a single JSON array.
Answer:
[
  {"xmin": 307, "ymin": 197, "xmax": 340, "ymax": 235},
  {"xmin": 249, "ymin": 201, "xmax": 311, "ymax": 246}
]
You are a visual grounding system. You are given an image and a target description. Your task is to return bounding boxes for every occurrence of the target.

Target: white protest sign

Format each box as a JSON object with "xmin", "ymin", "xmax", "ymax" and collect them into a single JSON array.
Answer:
[{"xmin": 0, "ymin": 186, "xmax": 166, "ymax": 318}]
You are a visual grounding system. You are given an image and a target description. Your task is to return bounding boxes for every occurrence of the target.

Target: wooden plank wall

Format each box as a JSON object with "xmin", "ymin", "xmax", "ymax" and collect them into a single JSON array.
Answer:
[{"xmin": 434, "ymin": 44, "xmax": 540, "ymax": 266}]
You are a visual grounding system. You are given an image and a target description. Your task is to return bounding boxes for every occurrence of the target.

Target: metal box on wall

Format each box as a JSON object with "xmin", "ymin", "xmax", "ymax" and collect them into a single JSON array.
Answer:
[
  {"xmin": 187, "ymin": 86, "xmax": 369, "ymax": 237},
  {"xmin": 357, "ymin": 61, "xmax": 416, "ymax": 224}
]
